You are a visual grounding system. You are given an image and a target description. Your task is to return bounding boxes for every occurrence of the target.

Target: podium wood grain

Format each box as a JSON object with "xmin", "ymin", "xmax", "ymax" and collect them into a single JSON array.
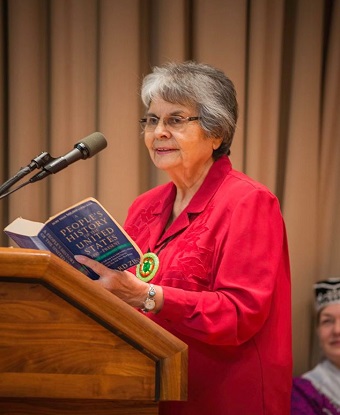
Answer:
[{"xmin": 0, "ymin": 248, "xmax": 187, "ymax": 414}]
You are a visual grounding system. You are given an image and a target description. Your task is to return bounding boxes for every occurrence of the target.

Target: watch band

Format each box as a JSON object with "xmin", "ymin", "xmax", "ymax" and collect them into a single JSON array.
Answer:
[{"xmin": 141, "ymin": 284, "xmax": 156, "ymax": 313}]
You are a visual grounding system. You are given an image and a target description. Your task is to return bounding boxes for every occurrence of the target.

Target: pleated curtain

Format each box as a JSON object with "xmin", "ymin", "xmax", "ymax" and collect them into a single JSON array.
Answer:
[{"xmin": 1, "ymin": 0, "xmax": 339, "ymax": 375}]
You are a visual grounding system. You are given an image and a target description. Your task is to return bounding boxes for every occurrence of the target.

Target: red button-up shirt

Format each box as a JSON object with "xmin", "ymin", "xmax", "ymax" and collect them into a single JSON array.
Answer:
[{"xmin": 124, "ymin": 155, "xmax": 292, "ymax": 415}]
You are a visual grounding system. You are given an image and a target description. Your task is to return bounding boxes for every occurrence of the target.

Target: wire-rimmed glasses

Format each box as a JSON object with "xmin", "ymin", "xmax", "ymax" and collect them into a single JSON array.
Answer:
[{"xmin": 139, "ymin": 115, "xmax": 201, "ymax": 132}]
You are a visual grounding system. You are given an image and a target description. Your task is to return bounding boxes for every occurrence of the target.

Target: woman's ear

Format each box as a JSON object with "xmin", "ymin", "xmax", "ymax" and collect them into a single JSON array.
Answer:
[{"xmin": 212, "ymin": 137, "xmax": 223, "ymax": 150}]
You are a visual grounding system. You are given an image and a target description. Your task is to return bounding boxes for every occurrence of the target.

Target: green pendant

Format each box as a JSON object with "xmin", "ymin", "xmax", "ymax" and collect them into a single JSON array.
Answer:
[{"xmin": 136, "ymin": 252, "xmax": 159, "ymax": 282}]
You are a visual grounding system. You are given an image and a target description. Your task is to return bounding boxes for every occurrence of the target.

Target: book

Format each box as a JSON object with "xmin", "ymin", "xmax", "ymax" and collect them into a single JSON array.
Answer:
[{"xmin": 4, "ymin": 197, "xmax": 142, "ymax": 280}]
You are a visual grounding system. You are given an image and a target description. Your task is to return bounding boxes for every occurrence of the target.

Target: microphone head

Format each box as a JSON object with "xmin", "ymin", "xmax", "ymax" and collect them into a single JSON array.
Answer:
[{"xmin": 75, "ymin": 132, "xmax": 108, "ymax": 159}]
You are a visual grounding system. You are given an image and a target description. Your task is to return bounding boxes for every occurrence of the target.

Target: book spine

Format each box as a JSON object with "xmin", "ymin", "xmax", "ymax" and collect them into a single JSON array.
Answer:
[{"xmin": 5, "ymin": 233, "xmax": 48, "ymax": 251}]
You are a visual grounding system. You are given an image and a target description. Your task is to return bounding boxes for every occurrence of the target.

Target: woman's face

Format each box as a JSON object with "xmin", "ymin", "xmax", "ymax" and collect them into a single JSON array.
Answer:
[
  {"xmin": 318, "ymin": 303, "xmax": 340, "ymax": 368},
  {"xmin": 143, "ymin": 98, "xmax": 222, "ymax": 180}
]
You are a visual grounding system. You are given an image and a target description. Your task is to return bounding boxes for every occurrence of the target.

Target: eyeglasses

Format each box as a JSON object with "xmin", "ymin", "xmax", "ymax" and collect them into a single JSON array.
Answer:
[{"xmin": 139, "ymin": 115, "xmax": 201, "ymax": 132}]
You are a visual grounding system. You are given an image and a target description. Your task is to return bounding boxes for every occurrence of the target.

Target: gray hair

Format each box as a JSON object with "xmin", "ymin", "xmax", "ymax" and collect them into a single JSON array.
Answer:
[{"xmin": 140, "ymin": 61, "xmax": 238, "ymax": 158}]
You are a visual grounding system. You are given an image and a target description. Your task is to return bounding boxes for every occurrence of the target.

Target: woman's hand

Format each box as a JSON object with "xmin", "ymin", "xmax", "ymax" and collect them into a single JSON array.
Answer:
[{"xmin": 74, "ymin": 255, "xmax": 163, "ymax": 311}]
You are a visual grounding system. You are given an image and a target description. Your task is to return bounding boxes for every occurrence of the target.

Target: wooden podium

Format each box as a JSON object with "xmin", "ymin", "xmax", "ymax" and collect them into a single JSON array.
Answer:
[{"xmin": 0, "ymin": 248, "xmax": 187, "ymax": 414}]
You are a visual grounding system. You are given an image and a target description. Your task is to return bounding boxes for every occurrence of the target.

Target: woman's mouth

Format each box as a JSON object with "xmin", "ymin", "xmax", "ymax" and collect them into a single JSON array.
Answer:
[{"xmin": 154, "ymin": 147, "xmax": 177, "ymax": 154}]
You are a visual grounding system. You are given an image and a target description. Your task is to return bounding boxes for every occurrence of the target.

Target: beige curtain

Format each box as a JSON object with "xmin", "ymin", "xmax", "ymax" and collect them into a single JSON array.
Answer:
[{"xmin": 1, "ymin": 0, "xmax": 339, "ymax": 376}]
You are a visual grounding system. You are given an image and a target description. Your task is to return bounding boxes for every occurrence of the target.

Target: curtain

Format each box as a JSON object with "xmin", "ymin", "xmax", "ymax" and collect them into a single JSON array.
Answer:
[{"xmin": 1, "ymin": 0, "xmax": 339, "ymax": 376}]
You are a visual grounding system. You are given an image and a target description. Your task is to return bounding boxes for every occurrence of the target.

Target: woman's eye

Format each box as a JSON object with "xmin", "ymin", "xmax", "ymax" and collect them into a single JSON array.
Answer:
[
  {"xmin": 169, "ymin": 117, "xmax": 184, "ymax": 125},
  {"xmin": 148, "ymin": 117, "xmax": 159, "ymax": 125}
]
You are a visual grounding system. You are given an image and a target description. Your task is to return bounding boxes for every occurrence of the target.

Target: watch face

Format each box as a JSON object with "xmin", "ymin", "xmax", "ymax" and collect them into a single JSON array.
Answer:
[{"xmin": 144, "ymin": 298, "xmax": 156, "ymax": 310}]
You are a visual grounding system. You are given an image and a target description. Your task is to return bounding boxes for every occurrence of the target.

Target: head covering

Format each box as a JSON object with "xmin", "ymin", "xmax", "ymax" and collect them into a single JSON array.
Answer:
[{"xmin": 314, "ymin": 278, "xmax": 340, "ymax": 311}]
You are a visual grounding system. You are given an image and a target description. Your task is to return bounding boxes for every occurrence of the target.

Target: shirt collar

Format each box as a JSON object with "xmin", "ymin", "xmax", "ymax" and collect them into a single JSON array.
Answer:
[{"xmin": 153, "ymin": 156, "xmax": 232, "ymax": 244}]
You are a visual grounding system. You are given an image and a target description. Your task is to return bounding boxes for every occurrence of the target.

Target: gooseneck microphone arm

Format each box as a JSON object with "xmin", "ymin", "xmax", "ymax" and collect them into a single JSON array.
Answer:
[
  {"xmin": 0, "ymin": 180, "xmax": 33, "ymax": 200},
  {"xmin": 0, "ymin": 152, "xmax": 52, "ymax": 196}
]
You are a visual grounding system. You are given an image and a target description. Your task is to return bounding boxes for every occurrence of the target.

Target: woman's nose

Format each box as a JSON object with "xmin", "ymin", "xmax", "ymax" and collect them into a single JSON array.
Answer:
[
  {"xmin": 154, "ymin": 119, "xmax": 171, "ymax": 137},
  {"xmin": 333, "ymin": 317, "xmax": 340, "ymax": 333}
]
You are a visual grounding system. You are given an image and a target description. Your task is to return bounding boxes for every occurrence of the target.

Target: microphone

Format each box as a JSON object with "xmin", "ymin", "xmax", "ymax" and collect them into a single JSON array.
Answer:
[{"xmin": 29, "ymin": 132, "xmax": 107, "ymax": 183}]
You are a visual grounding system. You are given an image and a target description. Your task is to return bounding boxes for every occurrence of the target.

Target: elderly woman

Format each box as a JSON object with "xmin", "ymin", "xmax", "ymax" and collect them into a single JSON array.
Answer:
[
  {"xmin": 291, "ymin": 278, "xmax": 340, "ymax": 414},
  {"xmin": 76, "ymin": 61, "xmax": 292, "ymax": 414}
]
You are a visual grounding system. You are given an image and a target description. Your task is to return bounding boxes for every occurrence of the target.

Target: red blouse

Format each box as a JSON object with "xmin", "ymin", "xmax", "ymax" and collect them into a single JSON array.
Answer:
[{"xmin": 124, "ymin": 156, "xmax": 292, "ymax": 415}]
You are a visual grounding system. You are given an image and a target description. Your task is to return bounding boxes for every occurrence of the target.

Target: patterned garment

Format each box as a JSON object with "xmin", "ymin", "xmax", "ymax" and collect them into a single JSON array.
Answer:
[{"xmin": 292, "ymin": 377, "xmax": 340, "ymax": 414}]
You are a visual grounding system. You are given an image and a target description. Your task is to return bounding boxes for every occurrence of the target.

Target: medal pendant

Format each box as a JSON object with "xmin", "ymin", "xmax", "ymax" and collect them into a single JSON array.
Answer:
[{"xmin": 136, "ymin": 252, "xmax": 159, "ymax": 282}]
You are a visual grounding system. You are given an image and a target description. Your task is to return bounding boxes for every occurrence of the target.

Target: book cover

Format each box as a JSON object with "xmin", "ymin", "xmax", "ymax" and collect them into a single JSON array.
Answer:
[{"xmin": 4, "ymin": 197, "xmax": 142, "ymax": 280}]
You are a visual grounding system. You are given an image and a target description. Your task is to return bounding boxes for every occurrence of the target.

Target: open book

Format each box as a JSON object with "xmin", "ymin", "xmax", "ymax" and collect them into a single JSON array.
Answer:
[{"xmin": 4, "ymin": 197, "xmax": 142, "ymax": 280}]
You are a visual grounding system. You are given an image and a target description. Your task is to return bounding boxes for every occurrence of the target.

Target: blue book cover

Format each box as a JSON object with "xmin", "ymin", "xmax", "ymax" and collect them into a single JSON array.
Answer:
[{"xmin": 4, "ymin": 197, "xmax": 142, "ymax": 280}]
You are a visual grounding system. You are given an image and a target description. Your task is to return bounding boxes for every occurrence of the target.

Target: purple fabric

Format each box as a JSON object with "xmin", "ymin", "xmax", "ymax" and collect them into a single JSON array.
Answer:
[{"xmin": 291, "ymin": 377, "xmax": 339, "ymax": 414}]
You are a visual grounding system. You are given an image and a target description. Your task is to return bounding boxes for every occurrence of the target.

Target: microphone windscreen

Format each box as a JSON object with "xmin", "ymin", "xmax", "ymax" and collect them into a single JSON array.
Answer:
[{"xmin": 78, "ymin": 132, "xmax": 108, "ymax": 158}]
